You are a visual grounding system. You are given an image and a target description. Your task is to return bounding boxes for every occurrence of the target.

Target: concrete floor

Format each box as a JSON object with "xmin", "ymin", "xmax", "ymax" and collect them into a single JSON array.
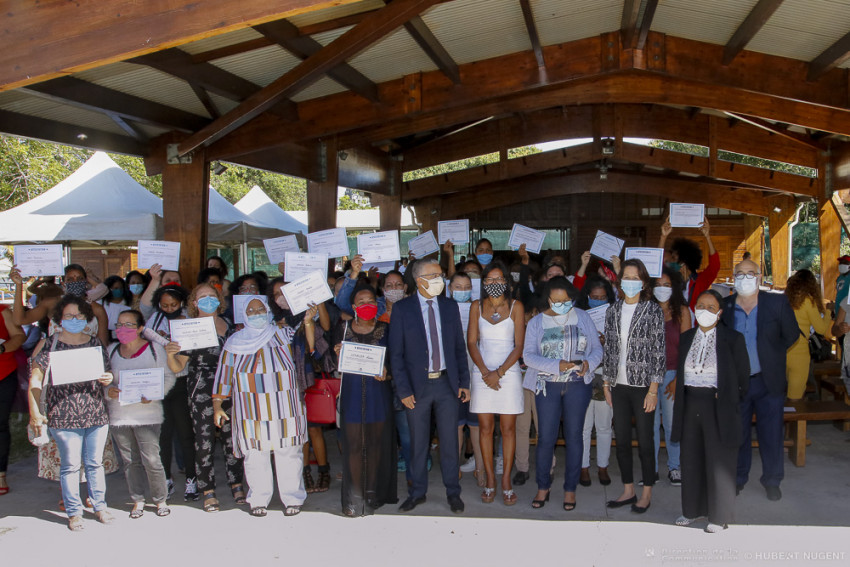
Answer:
[{"xmin": 1, "ymin": 422, "xmax": 849, "ymax": 566}]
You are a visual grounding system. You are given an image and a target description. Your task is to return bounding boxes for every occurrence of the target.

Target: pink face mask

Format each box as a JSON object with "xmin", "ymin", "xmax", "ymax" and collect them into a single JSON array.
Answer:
[
  {"xmin": 275, "ymin": 294, "xmax": 289, "ymax": 310},
  {"xmin": 116, "ymin": 327, "xmax": 139, "ymax": 344}
]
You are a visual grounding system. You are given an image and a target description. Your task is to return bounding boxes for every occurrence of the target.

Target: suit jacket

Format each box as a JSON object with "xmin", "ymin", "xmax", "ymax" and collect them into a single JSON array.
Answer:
[
  {"xmin": 671, "ymin": 324, "xmax": 750, "ymax": 447},
  {"xmin": 720, "ymin": 291, "xmax": 798, "ymax": 396},
  {"xmin": 389, "ymin": 293, "xmax": 471, "ymax": 400}
]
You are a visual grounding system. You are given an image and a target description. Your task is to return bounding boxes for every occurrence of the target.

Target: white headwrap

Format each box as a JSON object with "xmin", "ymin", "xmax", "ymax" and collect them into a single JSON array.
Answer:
[{"xmin": 224, "ymin": 296, "xmax": 276, "ymax": 355}]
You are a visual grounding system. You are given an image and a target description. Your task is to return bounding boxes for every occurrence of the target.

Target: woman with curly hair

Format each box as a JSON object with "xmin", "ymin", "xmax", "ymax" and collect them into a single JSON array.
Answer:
[{"xmin": 785, "ymin": 269, "xmax": 832, "ymax": 400}]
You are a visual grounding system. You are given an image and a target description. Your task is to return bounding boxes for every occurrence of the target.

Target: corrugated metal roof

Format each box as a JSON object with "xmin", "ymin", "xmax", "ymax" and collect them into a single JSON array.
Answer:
[
  {"xmin": 535, "ymin": 0, "xmax": 621, "ymax": 47},
  {"xmin": 213, "ymin": 44, "xmax": 302, "ymax": 87},
  {"xmin": 179, "ymin": 27, "xmax": 265, "ymax": 56},
  {"xmin": 287, "ymin": 0, "xmax": 385, "ymax": 27},
  {"xmin": 746, "ymin": 0, "xmax": 850, "ymax": 63},
  {"xmin": 291, "ymin": 76, "xmax": 348, "ymax": 102},
  {"xmin": 0, "ymin": 93, "xmax": 126, "ymax": 135},
  {"xmin": 347, "ymin": 28, "xmax": 439, "ymax": 83},
  {"xmin": 652, "ymin": 0, "xmax": 758, "ymax": 47}
]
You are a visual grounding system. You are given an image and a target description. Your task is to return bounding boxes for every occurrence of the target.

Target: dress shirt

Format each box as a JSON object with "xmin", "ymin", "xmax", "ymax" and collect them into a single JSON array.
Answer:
[
  {"xmin": 417, "ymin": 291, "xmax": 446, "ymax": 372},
  {"xmin": 733, "ymin": 303, "xmax": 761, "ymax": 375}
]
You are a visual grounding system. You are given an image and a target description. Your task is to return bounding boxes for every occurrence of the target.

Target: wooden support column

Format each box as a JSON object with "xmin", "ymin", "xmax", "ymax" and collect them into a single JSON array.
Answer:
[
  {"xmin": 708, "ymin": 116, "xmax": 719, "ymax": 179},
  {"xmin": 372, "ymin": 162, "xmax": 403, "ymax": 231},
  {"xmin": 307, "ymin": 138, "xmax": 339, "ymax": 232},
  {"xmin": 413, "ymin": 198, "xmax": 441, "ymax": 236},
  {"xmin": 768, "ymin": 195, "xmax": 795, "ymax": 289},
  {"xmin": 819, "ymin": 196, "xmax": 841, "ymax": 300},
  {"xmin": 162, "ymin": 143, "xmax": 210, "ymax": 283},
  {"xmin": 744, "ymin": 214, "xmax": 765, "ymax": 275}
]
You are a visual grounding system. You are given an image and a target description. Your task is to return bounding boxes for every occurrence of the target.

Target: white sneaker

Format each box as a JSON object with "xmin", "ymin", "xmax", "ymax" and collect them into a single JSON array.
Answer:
[
  {"xmin": 705, "ymin": 523, "xmax": 728, "ymax": 533},
  {"xmin": 495, "ymin": 456, "xmax": 504, "ymax": 475},
  {"xmin": 184, "ymin": 477, "xmax": 199, "ymax": 501},
  {"xmin": 460, "ymin": 456, "xmax": 476, "ymax": 473},
  {"xmin": 669, "ymin": 468, "xmax": 682, "ymax": 486}
]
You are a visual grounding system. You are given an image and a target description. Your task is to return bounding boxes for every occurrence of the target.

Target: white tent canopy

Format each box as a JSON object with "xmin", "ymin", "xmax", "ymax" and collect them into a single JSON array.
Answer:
[
  {"xmin": 207, "ymin": 186, "xmax": 284, "ymax": 243},
  {"xmin": 234, "ymin": 186, "xmax": 308, "ymax": 235}
]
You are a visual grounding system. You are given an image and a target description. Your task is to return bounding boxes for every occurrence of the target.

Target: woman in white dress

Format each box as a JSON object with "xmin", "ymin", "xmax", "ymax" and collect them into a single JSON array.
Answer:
[{"xmin": 467, "ymin": 261, "xmax": 525, "ymax": 505}]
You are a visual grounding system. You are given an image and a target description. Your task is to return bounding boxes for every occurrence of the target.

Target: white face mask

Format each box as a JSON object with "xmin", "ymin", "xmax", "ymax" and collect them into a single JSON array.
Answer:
[
  {"xmin": 695, "ymin": 308, "xmax": 719, "ymax": 328},
  {"xmin": 734, "ymin": 277, "xmax": 759, "ymax": 297},
  {"xmin": 653, "ymin": 286, "xmax": 673, "ymax": 303},
  {"xmin": 840, "ymin": 264, "xmax": 850, "ymax": 275},
  {"xmin": 420, "ymin": 277, "xmax": 445, "ymax": 297}
]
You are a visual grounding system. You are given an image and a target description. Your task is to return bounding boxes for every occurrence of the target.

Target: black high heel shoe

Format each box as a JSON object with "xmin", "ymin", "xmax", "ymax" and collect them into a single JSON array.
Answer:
[{"xmin": 531, "ymin": 491, "xmax": 550, "ymax": 509}]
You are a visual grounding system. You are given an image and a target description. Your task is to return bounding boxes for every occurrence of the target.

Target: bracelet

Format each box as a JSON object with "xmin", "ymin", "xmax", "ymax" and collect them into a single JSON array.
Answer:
[
  {"xmin": 497, "ymin": 367, "xmax": 504, "ymax": 378},
  {"xmin": 647, "ymin": 391, "xmax": 657, "ymax": 397}
]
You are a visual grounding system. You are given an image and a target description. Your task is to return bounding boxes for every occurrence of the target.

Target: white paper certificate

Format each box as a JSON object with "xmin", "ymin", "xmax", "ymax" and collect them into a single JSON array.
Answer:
[
  {"xmin": 669, "ymin": 203, "xmax": 705, "ymax": 228},
  {"xmin": 508, "ymin": 223, "xmax": 546, "ymax": 254},
  {"xmin": 307, "ymin": 228, "xmax": 350, "ymax": 258},
  {"xmin": 407, "ymin": 230, "xmax": 440, "ymax": 258},
  {"xmin": 137, "ymin": 240, "xmax": 181, "ymax": 271},
  {"xmin": 589, "ymin": 230, "xmax": 624, "ymax": 261},
  {"xmin": 338, "ymin": 341, "xmax": 387, "ymax": 376},
  {"xmin": 14, "ymin": 244, "xmax": 64, "ymax": 277},
  {"xmin": 284, "ymin": 251, "xmax": 328, "ymax": 282},
  {"xmin": 281, "ymin": 270, "xmax": 334, "ymax": 315},
  {"xmin": 119, "ymin": 368, "xmax": 165, "ymax": 405},
  {"xmin": 49, "ymin": 347, "xmax": 104, "ymax": 385},
  {"xmin": 263, "ymin": 235, "xmax": 300, "ymax": 264},
  {"xmin": 169, "ymin": 317, "xmax": 218, "ymax": 351},
  {"xmin": 437, "ymin": 219, "xmax": 470, "ymax": 244},
  {"xmin": 360, "ymin": 261, "xmax": 396, "ymax": 273},
  {"xmin": 357, "ymin": 230, "xmax": 400, "ymax": 263},
  {"xmin": 586, "ymin": 304, "xmax": 609, "ymax": 335},
  {"xmin": 457, "ymin": 302, "xmax": 472, "ymax": 336},
  {"xmin": 624, "ymin": 247, "xmax": 665, "ymax": 278}
]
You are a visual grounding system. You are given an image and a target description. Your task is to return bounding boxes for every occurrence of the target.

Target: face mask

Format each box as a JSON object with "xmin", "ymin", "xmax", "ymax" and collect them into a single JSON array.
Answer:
[
  {"xmin": 111, "ymin": 288, "xmax": 123, "ymax": 299},
  {"xmin": 476, "ymin": 253, "xmax": 493, "ymax": 266},
  {"xmin": 621, "ymin": 280, "xmax": 643, "ymax": 299},
  {"xmin": 161, "ymin": 308, "xmax": 183, "ymax": 320},
  {"xmin": 484, "ymin": 283, "xmax": 507, "ymax": 298},
  {"xmin": 840, "ymin": 264, "xmax": 850, "ymax": 275},
  {"xmin": 384, "ymin": 289, "xmax": 405, "ymax": 304},
  {"xmin": 116, "ymin": 327, "xmax": 139, "ymax": 344},
  {"xmin": 695, "ymin": 309, "xmax": 719, "ymax": 328},
  {"xmin": 421, "ymin": 277, "xmax": 445, "ymax": 297},
  {"xmin": 653, "ymin": 286, "xmax": 673, "ymax": 302},
  {"xmin": 246, "ymin": 313, "xmax": 270, "ymax": 329},
  {"xmin": 64, "ymin": 281, "xmax": 88, "ymax": 298},
  {"xmin": 197, "ymin": 296, "xmax": 220, "ymax": 314},
  {"xmin": 510, "ymin": 272, "xmax": 520, "ymax": 283},
  {"xmin": 354, "ymin": 303, "xmax": 378, "ymax": 321},
  {"xmin": 550, "ymin": 301, "xmax": 573, "ymax": 315},
  {"xmin": 129, "ymin": 284, "xmax": 144, "ymax": 296},
  {"xmin": 734, "ymin": 277, "xmax": 759, "ymax": 297},
  {"xmin": 666, "ymin": 262, "xmax": 681, "ymax": 272},
  {"xmin": 588, "ymin": 298, "xmax": 608, "ymax": 309},
  {"xmin": 61, "ymin": 318, "xmax": 87, "ymax": 334},
  {"xmin": 452, "ymin": 290, "xmax": 472, "ymax": 303}
]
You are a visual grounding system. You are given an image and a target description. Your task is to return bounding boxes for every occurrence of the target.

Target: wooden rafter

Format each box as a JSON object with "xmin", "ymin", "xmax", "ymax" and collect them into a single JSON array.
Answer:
[
  {"xmin": 178, "ymin": 0, "xmax": 442, "ymax": 156},
  {"xmin": 808, "ymin": 30, "xmax": 850, "ymax": 81},
  {"xmin": 721, "ymin": 112, "xmax": 823, "ymax": 149},
  {"xmin": 109, "ymin": 115, "xmax": 148, "ymax": 141},
  {"xmin": 635, "ymin": 0, "xmax": 659, "ymax": 50},
  {"xmin": 722, "ymin": 0, "xmax": 783, "ymax": 65},
  {"xmin": 621, "ymin": 0, "xmax": 642, "ymax": 49},
  {"xmin": 519, "ymin": 0, "xmax": 545, "ymax": 68},
  {"xmin": 404, "ymin": 16, "xmax": 461, "ymax": 84}
]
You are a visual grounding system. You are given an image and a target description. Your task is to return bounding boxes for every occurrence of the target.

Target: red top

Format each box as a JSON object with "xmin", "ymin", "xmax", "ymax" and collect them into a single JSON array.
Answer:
[
  {"xmin": 687, "ymin": 251, "xmax": 721, "ymax": 311},
  {"xmin": 0, "ymin": 305, "xmax": 18, "ymax": 379}
]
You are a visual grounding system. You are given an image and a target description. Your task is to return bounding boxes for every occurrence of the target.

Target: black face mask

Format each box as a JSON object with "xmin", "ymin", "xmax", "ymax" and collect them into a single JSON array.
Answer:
[
  {"xmin": 161, "ymin": 309, "xmax": 183, "ymax": 320},
  {"xmin": 282, "ymin": 309, "xmax": 304, "ymax": 328}
]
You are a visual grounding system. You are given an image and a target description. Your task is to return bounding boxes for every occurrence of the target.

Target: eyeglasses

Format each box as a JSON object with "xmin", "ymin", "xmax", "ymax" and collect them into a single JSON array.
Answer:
[
  {"xmin": 483, "ymin": 277, "xmax": 506, "ymax": 284},
  {"xmin": 734, "ymin": 272, "xmax": 760, "ymax": 280},
  {"xmin": 418, "ymin": 273, "xmax": 443, "ymax": 281},
  {"xmin": 239, "ymin": 284, "xmax": 259, "ymax": 293},
  {"xmin": 61, "ymin": 313, "xmax": 86, "ymax": 321},
  {"xmin": 115, "ymin": 323, "xmax": 139, "ymax": 329},
  {"xmin": 245, "ymin": 307, "xmax": 267, "ymax": 316}
]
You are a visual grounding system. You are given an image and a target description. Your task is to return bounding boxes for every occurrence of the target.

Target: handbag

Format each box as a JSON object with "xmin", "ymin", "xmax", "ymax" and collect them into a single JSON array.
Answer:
[
  {"xmin": 304, "ymin": 372, "xmax": 341, "ymax": 424},
  {"xmin": 808, "ymin": 332, "xmax": 832, "ymax": 362}
]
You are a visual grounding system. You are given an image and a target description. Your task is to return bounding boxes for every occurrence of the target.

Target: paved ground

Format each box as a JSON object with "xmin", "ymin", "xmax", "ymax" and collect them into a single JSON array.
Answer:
[{"xmin": 1, "ymin": 422, "xmax": 849, "ymax": 566}]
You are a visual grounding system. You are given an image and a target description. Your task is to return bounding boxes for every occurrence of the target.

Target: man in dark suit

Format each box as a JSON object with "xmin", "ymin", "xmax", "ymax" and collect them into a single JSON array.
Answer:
[
  {"xmin": 720, "ymin": 259, "xmax": 798, "ymax": 501},
  {"xmin": 389, "ymin": 258, "xmax": 471, "ymax": 513}
]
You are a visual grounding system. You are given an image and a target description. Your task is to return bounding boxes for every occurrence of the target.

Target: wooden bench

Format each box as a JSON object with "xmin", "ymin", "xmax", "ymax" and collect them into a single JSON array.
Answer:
[{"xmin": 783, "ymin": 401, "xmax": 850, "ymax": 467}]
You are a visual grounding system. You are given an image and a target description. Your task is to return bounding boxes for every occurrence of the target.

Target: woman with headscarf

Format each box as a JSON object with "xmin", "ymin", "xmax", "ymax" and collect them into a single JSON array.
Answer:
[{"xmin": 212, "ymin": 296, "xmax": 307, "ymax": 517}]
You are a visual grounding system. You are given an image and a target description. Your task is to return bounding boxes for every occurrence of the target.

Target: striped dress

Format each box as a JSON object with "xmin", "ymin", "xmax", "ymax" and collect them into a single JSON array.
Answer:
[{"xmin": 212, "ymin": 326, "xmax": 307, "ymax": 457}]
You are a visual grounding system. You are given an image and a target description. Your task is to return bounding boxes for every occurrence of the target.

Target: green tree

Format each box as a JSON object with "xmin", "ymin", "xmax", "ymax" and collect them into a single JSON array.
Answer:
[
  {"xmin": 402, "ymin": 145, "xmax": 542, "ymax": 182},
  {"xmin": 338, "ymin": 194, "xmax": 371, "ymax": 210}
]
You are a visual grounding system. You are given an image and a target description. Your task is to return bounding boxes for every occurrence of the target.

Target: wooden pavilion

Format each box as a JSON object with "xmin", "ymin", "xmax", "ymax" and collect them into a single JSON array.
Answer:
[{"xmin": 3, "ymin": 0, "xmax": 850, "ymax": 295}]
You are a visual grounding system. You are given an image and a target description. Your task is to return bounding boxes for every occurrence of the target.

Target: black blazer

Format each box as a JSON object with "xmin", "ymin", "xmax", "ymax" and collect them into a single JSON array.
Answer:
[
  {"xmin": 720, "ymin": 291, "xmax": 798, "ymax": 396},
  {"xmin": 671, "ymin": 324, "xmax": 750, "ymax": 448}
]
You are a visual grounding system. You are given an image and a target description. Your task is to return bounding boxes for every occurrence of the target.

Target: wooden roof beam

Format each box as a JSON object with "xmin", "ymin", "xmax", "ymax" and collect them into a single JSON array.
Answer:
[
  {"xmin": 635, "ymin": 0, "xmax": 659, "ymax": 50},
  {"xmin": 109, "ymin": 115, "xmax": 148, "ymax": 141},
  {"xmin": 405, "ymin": 16, "xmax": 461, "ymax": 84},
  {"xmin": 721, "ymin": 111, "xmax": 822, "ymax": 149},
  {"xmin": 178, "ymin": 0, "xmax": 442, "ymax": 156},
  {"xmin": 722, "ymin": 0, "xmax": 784, "ymax": 65},
  {"xmin": 519, "ymin": 0, "xmax": 545, "ymax": 68},
  {"xmin": 808, "ymin": 30, "xmax": 850, "ymax": 81},
  {"xmin": 620, "ymin": 0, "xmax": 641, "ymax": 49}
]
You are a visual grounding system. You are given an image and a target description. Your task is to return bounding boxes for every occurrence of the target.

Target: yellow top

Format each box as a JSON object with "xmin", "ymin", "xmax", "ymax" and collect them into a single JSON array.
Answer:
[{"xmin": 793, "ymin": 297, "xmax": 832, "ymax": 341}]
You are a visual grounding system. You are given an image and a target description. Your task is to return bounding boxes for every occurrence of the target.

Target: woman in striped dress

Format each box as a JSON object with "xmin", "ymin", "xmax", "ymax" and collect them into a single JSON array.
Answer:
[{"xmin": 212, "ymin": 296, "xmax": 307, "ymax": 517}]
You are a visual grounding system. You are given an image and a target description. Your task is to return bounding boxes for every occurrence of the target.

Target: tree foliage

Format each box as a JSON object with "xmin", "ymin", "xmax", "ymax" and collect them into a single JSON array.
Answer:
[{"xmin": 402, "ymin": 145, "xmax": 542, "ymax": 182}]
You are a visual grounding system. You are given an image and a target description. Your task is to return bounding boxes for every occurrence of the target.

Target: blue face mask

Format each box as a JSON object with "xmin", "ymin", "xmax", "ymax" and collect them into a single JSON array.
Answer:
[
  {"xmin": 197, "ymin": 296, "xmax": 220, "ymax": 314},
  {"xmin": 61, "ymin": 318, "xmax": 87, "ymax": 334},
  {"xmin": 550, "ymin": 301, "xmax": 573, "ymax": 315},
  {"xmin": 129, "ymin": 284, "xmax": 144, "ymax": 296},
  {"xmin": 621, "ymin": 280, "xmax": 644, "ymax": 299},
  {"xmin": 452, "ymin": 290, "xmax": 472, "ymax": 303},
  {"xmin": 111, "ymin": 288, "xmax": 123, "ymax": 299},
  {"xmin": 588, "ymin": 298, "xmax": 608, "ymax": 309},
  {"xmin": 476, "ymin": 253, "xmax": 493, "ymax": 266},
  {"xmin": 666, "ymin": 262, "xmax": 681, "ymax": 272},
  {"xmin": 245, "ymin": 313, "xmax": 269, "ymax": 329}
]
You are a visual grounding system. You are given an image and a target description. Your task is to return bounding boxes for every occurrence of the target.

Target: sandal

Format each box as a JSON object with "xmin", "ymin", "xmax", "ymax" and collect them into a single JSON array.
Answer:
[
  {"xmin": 156, "ymin": 504, "xmax": 171, "ymax": 517},
  {"xmin": 303, "ymin": 468, "xmax": 316, "ymax": 494},
  {"xmin": 563, "ymin": 500, "xmax": 576, "ymax": 511},
  {"xmin": 94, "ymin": 510, "xmax": 115, "ymax": 525},
  {"xmin": 129, "ymin": 505, "xmax": 145, "ymax": 519},
  {"xmin": 284, "ymin": 505, "xmax": 302, "ymax": 516},
  {"xmin": 316, "ymin": 470, "xmax": 331, "ymax": 493},
  {"xmin": 531, "ymin": 491, "xmax": 550, "ymax": 509},
  {"xmin": 250, "ymin": 506, "xmax": 267, "ymax": 517},
  {"xmin": 481, "ymin": 487, "xmax": 496, "ymax": 503},
  {"xmin": 503, "ymin": 489, "xmax": 517, "ymax": 506},
  {"xmin": 231, "ymin": 484, "xmax": 247, "ymax": 505},
  {"xmin": 203, "ymin": 493, "xmax": 220, "ymax": 513},
  {"xmin": 68, "ymin": 516, "xmax": 84, "ymax": 531}
]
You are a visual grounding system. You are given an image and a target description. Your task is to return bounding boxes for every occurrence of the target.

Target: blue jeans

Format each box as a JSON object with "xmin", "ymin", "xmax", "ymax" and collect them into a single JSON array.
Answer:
[
  {"xmin": 535, "ymin": 381, "xmax": 592, "ymax": 492},
  {"xmin": 394, "ymin": 408, "xmax": 412, "ymax": 481},
  {"xmin": 50, "ymin": 425, "xmax": 110, "ymax": 517},
  {"xmin": 654, "ymin": 369, "xmax": 680, "ymax": 472}
]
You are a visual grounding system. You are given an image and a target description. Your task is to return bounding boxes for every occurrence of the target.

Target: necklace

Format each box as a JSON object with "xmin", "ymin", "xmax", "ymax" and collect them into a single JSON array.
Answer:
[{"xmin": 490, "ymin": 311, "xmax": 501, "ymax": 322}]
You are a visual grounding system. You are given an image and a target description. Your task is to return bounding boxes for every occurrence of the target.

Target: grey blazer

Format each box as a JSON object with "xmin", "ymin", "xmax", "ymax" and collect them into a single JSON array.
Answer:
[{"xmin": 602, "ymin": 299, "xmax": 666, "ymax": 387}]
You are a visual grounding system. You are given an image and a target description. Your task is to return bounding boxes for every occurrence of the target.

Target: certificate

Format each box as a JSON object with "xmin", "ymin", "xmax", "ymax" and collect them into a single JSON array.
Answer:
[
  {"xmin": 586, "ymin": 304, "xmax": 609, "ymax": 335},
  {"xmin": 263, "ymin": 235, "xmax": 300, "ymax": 264},
  {"xmin": 338, "ymin": 341, "xmax": 387, "ymax": 376},
  {"xmin": 357, "ymin": 230, "xmax": 400, "ymax": 263},
  {"xmin": 589, "ymin": 230, "xmax": 624, "ymax": 261},
  {"xmin": 281, "ymin": 270, "xmax": 334, "ymax": 315},
  {"xmin": 360, "ymin": 261, "xmax": 396, "ymax": 273},
  {"xmin": 508, "ymin": 223, "xmax": 546, "ymax": 254},
  {"xmin": 118, "ymin": 368, "xmax": 165, "ymax": 405},
  {"xmin": 457, "ymin": 302, "xmax": 472, "ymax": 335},
  {"xmin": 231, "ymin": 295, "xmax": 268, "ymax": 325},
  {"xmin": 14, "ymin": 244, "xmax": 64, "ymax": 277},
  {"xmin": 437, "ymin": 219, "xmax": 470, "ymax": 245},
  {"xmin": 669, "ymin": 203, "xmax": 705, "ymax": 228},
  {"xmin": 137, "ymin": 240, "xmax": 181, "ymax": 271},
  {"xmin": 49, "ymin": 347, "xmax": 104, "ymax": 385},
  {"xmin": 624, "ymin": 247, "xmax": 665, "ymax": 278},
  {"xmin": 284, "ymin": 251, "xmax": 328, "ymax": 282},
  {"xmin": 407, "ymin": 230, "xmax": 440, "ymax": 258},
  {"xmin": 169, "ymin": 317, "xmax": 218, "ymax": 351},
  {"xmin": 307, "ymin": 228, "xmax": 350, "ymax": 258}
]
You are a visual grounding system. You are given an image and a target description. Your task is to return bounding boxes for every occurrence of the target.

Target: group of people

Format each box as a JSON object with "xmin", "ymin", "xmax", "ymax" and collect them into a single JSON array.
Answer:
[{"xmin": 0, "ymin": 217, "xmax": 835, "ymax": 534}]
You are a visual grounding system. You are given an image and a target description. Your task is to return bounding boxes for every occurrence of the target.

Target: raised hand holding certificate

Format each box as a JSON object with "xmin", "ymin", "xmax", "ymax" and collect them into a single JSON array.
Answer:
[
  {"xmin": 263, "ymin": 235, "xmax": 300, "ymax": 264},
  {"xmin": 357, "ymin": 230, "xmax": 400, "ymax": 263},
  {"xmin": 307, "ymin": 227, "xmax": 350, "ymax": 258},
  {"xmin": 169, "ymin": 317, "xmax": 218, "ymax": 351},
  {"xmin": 281, "ymin": 270, "xmax": 334, "ymax": 315},
  {"xmin": 119, "ymin": 368, "xmax": 165, "ymax": 405},
  {"xmin": 624, "ymin": 247, "xmax": 665, "ymax": 278},
  {"xmin": 586, "ymin": 304, "xmax": 609, "ymax": 335},
  {"xmin": 49, "ymin": 347, "xmax": 105, "ymax": 385},
  {"xmin": 407, "ymin": 230, "xmax": 440, "ymax": 258},
  {"xmin": 338, "ymin": 341, "xmax": 387, "ymax": 376},
  {"xmin": 589, "ymin": 230, "xmax": 624, "ymax": 261},
  {"xmin": 284, "ymin": 251, "xmax": 328, "ymax": 281},
  {"xmin": 669, "ymin": 203, "xmax": 705, "ymax": 228},
  {"xmin": 437, "ymin": 219, "xmax": 470, "ymax": 244},
  {"xmin": 137, "ymin": 240, "xmax": 181, "ymax": 271},
  {"xmin": 14, "ymin": 244, "xmax": 65, "ymax": 277},
  {"xmin": 508, "ymin": 223, "xmax": 546, "ymax": 254}
]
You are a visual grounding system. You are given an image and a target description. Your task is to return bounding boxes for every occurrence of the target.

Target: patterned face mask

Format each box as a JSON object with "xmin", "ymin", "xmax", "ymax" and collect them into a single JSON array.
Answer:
[
  {"xmin": 483, "ymin": 283, "xmax": 507, "ymax": 298},
  {"xmin": 64, "ymin": 280, "xmax": 88, "ymax": 298}
]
